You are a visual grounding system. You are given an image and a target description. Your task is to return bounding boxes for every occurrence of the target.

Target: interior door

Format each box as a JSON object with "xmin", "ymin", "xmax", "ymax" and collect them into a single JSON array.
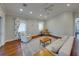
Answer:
[
  {"xmin": 0, "ymin": 18, "xmax": 2, "ymax": 43},
  {"xmin": 75, "ymin": 18, "xmax": 79, "ymax": 39}
]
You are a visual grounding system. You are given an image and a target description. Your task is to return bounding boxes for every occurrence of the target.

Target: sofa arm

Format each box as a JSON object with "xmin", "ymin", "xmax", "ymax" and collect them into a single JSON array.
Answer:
[{"xmin": 58, "ymin": 36, "xmax": 74, "ymax": 56}]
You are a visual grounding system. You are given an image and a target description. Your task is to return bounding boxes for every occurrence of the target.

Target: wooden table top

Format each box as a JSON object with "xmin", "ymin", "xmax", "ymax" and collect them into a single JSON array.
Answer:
[
  {"xmin": 40, "ymin": 37, "xmax": 51, "ymax": 43},
  {"xmin": 33, "ymin": 48, "xmax": 56, "ymax": 56}
]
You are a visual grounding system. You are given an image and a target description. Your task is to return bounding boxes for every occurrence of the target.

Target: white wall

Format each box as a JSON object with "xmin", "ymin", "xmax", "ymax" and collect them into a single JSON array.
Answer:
[
  {"xmin": 17, "ymin": 17, "xmax": 45, "ymax": 35},
  {"xmin": 5, "ymin": 16, "xmax": 45, "ymax": 41},
  {"xmin": 27, "ymin": 19, "xmax": 44, "ymax": 35},
  {"xmin": 47, "ymin": 12, "xmax": 74, "ymax": 36},
  {"xmin": 74, "ymin": 12, "xmax": 79, "ymax": 18},
  {"xmin": 0, "ymin": 6, "xmax": 5, "ymax": 47},
  {"xmin": 5, "ymin": 15, "xmax": 15, "ymax": 42}
]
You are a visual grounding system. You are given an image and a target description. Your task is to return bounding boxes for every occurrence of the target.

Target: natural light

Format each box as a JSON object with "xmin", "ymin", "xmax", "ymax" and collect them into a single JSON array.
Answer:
[
  {"xmin": 18, "ymin": 23, "xmax": 26, "ymax": 32},
  {"xmin": 38, "ymin": 22, "xmax": 44, "ymax": 31}
]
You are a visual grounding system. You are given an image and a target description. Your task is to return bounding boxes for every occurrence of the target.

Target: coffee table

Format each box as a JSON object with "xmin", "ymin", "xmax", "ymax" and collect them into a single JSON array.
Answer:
[{"xmin": 40, "ymin": 37, "xmax": 51, "ymax": 47}]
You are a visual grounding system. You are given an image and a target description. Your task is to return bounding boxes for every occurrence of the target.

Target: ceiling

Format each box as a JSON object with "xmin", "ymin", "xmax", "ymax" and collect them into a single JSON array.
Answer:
[{"xmin": 1, "ymin": 3, "xmax": 79, "ymax": 20}]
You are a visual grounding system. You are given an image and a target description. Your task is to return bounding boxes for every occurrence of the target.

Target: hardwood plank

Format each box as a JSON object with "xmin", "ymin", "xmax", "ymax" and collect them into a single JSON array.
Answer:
[
  {"xmin": 33, "ymin": 48, "xmax": 56, "ymax": 56},
  {"xmin": 0, "ymin": 40, "xmax": 22, "ymax": 56}
]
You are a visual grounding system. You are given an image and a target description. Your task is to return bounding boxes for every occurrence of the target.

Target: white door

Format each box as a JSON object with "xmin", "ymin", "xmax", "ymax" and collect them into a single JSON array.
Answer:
[
  {"xmin": 75, "ymin": 18, "xmax": 79, "ymax": 39},
  {"xmin": 0, "ymin": 18, "xmax": 2, "ymax": 44}
]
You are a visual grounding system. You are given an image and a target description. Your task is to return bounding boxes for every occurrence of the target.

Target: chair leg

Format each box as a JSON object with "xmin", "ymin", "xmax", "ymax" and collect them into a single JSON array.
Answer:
[{"xmin": 43, "ymin": 43, "xmax": 45, "ymax": 47}]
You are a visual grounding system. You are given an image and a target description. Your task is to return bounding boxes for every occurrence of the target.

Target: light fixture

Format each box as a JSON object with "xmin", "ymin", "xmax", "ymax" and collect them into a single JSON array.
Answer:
[
  {"xmin": 19, "ymin": 9, "xmax": 23, "ymax": 12},
  {"xmin": 66, "ymin": 4, "xmax": 70, "ymax": 7},
  {"xmin": 40, "ymin": 14, "xmax": 42, "ymax": 16},
  {"xmin": 30, "ymin": 11, "xmax": 32, "ymax": 14}
]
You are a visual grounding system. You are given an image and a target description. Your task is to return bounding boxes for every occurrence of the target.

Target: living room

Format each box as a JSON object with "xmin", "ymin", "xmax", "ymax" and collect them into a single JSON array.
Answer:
[{"xmin": 0, "ymin": 3, "xmax": 79, "ymax": 56}]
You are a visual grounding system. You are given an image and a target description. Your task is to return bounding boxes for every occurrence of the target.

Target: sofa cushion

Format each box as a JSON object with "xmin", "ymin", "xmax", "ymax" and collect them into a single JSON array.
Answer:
[
  {"xmin": 46, "ymin": 39, "xmax": 62, "ymax": 53},
  {"xmin": 58, "ymin": 36, "xmax": 74, "ymax": 56},
  {"xmin": 46, "ymin": 36, "xmax": 68, "ymax": 53}
]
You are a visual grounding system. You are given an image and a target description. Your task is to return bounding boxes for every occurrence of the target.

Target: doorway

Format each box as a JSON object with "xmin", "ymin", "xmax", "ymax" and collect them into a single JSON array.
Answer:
[
  {"xmin": 73, "ymin": 18, "xmax": 79, "ymax": 56},
  {"xmin": 75, "ymin": 18, "xmax": 79, "ymax": 39},
  {"xmin": 0, "ymin": 18, "xmax": 1, "ymax": 42}
]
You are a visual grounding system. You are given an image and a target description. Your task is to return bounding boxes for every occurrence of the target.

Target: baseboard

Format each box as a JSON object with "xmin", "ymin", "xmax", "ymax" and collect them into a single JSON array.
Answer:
[
  {"xmin": 5, "ymin": 39, "xmax": 18, "ymax": 43},
  {"xmin": 0, "ymin": 42, "xmax": 5, "ymax": 47},
  {"xmin": 0, "ymin": 39, "xmax": 18, "ymax": 47}
]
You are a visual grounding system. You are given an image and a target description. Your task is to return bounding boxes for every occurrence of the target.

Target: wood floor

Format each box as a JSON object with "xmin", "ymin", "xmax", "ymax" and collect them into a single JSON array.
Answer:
[
  {"xmin": 0, "ymin": 40, "xmax": 22, "ymax": 56},
  {"xmin": 71, "ymin": 35, "xmax": 79, "ymax": 56},
  {"xmin": 0, "ymin": 38, "xmax": 78, "ymax": 56}
]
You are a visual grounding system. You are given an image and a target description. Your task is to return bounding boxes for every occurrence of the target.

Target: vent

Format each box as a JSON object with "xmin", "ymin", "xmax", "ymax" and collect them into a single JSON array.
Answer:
[
  {"xmin": 22, "ymin": 3, "xmax": 27, "ymax": 7},
  {"xmin": 45, "ymin": 4, "xmax": 54, "ymax": 11}
]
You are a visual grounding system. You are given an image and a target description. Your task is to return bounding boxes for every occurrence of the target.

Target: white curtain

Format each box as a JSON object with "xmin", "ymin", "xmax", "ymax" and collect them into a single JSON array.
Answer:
[{"xmin": 14, "ymin": 17, "xmax": 20, "ymax": 39}]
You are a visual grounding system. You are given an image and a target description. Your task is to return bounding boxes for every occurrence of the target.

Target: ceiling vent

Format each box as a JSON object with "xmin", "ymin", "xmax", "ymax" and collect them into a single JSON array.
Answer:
[
  {"xmin": 45, "ymin": 4, "xmax": 54, "ymax": 11},
  {"xmin": 44, "ymin": 4, "xmax": 54, "ymax": 15},
  {"xmin": 22, "ymin": 3, "xmax": 27, "ymax": 7}
]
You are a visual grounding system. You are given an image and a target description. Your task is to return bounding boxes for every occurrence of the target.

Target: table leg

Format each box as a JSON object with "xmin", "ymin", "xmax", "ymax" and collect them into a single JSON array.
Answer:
[
  {"xmin": 43, "ymin": 43, "xmax": 45, "ymax": 47},
  {"xmin": 40, "ymin": 40, "xmax": 45, "ymax": 47}
]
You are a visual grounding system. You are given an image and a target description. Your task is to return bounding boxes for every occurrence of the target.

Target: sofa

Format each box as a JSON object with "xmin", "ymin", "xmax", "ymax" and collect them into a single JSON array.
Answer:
[
  {"xmin": 46, "ymin": 36, "xmax": 68, "ymax": 53},
  {"xmin": 45, "ymin": 36, "xmax": 74, "ymax": 56},
  {"xmin": 57, "ymin": 36, "xmax": 74, "ymax": 56},
  {"xmin": 19, "ymin": 32, "xmax": 30, "ymax": 43}
]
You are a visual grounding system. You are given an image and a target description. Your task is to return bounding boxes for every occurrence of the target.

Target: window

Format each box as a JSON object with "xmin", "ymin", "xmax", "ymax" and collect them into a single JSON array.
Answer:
[
  {"xmin": 38, "ymin": 22, "xmax": 44, "ymax": 31},
  {"xmin": 18, "ymin": 23, "xmax": 26, "ymax": 32}
]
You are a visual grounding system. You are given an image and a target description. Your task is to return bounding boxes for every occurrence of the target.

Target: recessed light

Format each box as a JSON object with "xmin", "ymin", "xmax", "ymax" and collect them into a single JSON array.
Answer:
[
  {"xmin": 40, "ymin": 14, "xmax": 42, "ymax": 16},
  {"xmin": 30, "ymin": 11, "xmax": 32, "ymax": 14},
  {"xmin": 20, "ymin": 9, "xmax": 23, "ymax": 11},
  {"xmin": 66, "ymin": 4, "xmax": 70, "ymax": 7}
]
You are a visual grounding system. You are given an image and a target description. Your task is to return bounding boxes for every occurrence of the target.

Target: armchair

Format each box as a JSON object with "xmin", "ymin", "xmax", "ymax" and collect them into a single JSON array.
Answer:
[{"xmin": 19, "ymin": 32, "xmax": 30, "ymax": 43}]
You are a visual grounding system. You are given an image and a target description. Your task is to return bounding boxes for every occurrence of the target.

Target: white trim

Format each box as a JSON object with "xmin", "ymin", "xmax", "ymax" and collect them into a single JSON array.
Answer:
[
  {"xmin": 0, "ymin": 39, "xmax": 17, "ymax": 47},
  {"xmin": 5, "ymin": 39, "xmax": 17, "ymax": 43}
]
